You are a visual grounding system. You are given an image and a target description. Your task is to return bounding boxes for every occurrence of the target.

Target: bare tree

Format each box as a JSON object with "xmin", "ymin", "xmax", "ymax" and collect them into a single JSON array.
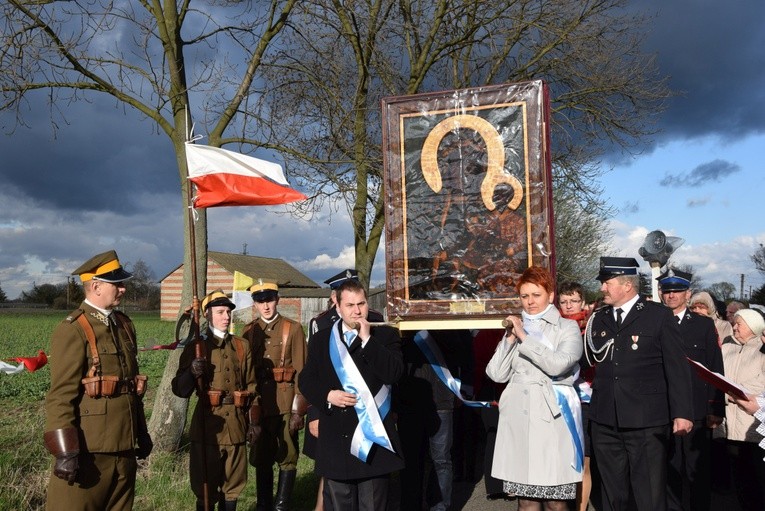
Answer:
[
  {"xmin": 1, "ymin": 0, "xmax": 297, "ymax": 450},
  {"xmin": 250, "ymin": 0, "xmax": 668, "ymax": 285},
  {"xmin": 554, "ymin": 187, "xmax": 612, "ymax": 289},
  {"xmin": 752, "ymin": 243, "xmax": 765, "ymax": 274},
  {"xmin": 706, "ymin": 282, "xmax": 736, "ymax": 303}
]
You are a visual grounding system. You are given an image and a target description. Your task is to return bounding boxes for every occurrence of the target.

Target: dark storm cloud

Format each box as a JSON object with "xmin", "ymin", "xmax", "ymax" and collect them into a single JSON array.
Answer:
[
  {"xmin": 659, "ymin": 159, "xmax": 740, "ymax": 187},
  {"xmin": 635, "ymin": 0, "xmax": 765, "ymax": 140},
  {"xmin": 0, "ymin": 97, "xmax": 179, "ymax": 215}
]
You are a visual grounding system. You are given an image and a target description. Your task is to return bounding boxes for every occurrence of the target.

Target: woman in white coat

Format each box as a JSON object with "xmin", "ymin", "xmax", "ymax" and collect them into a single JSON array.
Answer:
[{"xmin": 486, "ymin": 266, "xmax": 583, "ymax": 511}]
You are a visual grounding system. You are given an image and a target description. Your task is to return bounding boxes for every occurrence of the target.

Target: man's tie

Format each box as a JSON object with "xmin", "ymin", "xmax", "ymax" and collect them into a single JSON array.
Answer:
[
  {"xmin": 344, "ymin": 331, "xmax": 356, "ymax": 347},
  {"xmin": 676, "ymin": 315, "xmax": 682, "ymax": 325},
  {"xmin": 615, "ymin": 308, "xmax": 623, "ymax": 329}
]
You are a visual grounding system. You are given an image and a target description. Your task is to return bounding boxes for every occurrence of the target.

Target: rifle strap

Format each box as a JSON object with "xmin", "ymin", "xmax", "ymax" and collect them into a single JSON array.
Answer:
[{"xmin": 279, "ymin": 321, "xmax": 290, "ymax": 367}]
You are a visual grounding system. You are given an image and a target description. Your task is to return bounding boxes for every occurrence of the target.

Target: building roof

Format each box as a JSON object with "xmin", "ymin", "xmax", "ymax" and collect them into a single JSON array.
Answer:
[
  {"xmin": 161, "ymin": 251, "xmax": 321, "ymax": 289},
  {"xmin": 209, "ymin": 251, "xmax": 320, "ymax": 289}
]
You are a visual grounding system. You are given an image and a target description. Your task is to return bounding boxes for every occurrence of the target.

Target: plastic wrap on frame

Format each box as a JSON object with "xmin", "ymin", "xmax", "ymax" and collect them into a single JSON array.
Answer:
[{"xmin": 382, "ymin": 80, "xmax": 554, "ymax": 322}]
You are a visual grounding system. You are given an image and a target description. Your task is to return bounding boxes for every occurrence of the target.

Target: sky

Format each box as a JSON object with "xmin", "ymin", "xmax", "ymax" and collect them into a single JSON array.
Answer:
[{"xmin": 0, "ymin": 0, "xmax": 763, "ymax": 301}]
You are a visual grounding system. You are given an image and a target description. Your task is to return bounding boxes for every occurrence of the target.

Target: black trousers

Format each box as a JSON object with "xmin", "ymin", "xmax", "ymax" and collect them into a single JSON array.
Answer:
[
  {"xmin": 667, "ymin": 420, "xmax": 711, "ymax": 511},
  {"xmin": 726, "ymin": 440, "xmax": 765, "ymax": 511},
  {"xmin": 591, "ymin": 422, "xmax": 670, "ymax": 511},
  {"xmin": 324, "ymin": 475, "xmax": 389, "ymax": 511}
]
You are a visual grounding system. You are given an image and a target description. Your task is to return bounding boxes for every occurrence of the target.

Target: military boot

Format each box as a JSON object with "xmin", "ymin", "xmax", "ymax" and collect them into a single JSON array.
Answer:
[
  {"xmin": 274, "ymin": 469, "xmax": 297, "ymax": 511},
  {"xmin": 220, "ymin": 500, "xmax": 237, "ymax": 511},
  {"xmin": 255, "ymin": 467, "xmax": 274, "ymax": 511}
]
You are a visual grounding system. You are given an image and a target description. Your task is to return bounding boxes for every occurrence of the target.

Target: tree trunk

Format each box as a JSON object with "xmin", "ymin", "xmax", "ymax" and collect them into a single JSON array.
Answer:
[
  {"xmin": 148, "ymin": 138, "xmax": 208, "ymax": 451},
  {"xmin": 147, "ymin": 349, "xmax": 189, "ymax": 451}
]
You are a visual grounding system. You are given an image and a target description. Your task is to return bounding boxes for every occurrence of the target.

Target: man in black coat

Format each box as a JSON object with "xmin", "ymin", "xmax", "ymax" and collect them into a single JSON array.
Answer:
[
  {"xmin": 658, "ymin": 269, "xmax": 724, "ymax": 511},
  {"xmin": 304, "ymin": 269, "xmax": 385, "ymax": 511},
  {"xmin": 299, "ymin": 279, "xmax": 404, "ymax": 511},
  {"xmin": 585, "ymin": 257, "xmax": 694, "ymax": 511}
]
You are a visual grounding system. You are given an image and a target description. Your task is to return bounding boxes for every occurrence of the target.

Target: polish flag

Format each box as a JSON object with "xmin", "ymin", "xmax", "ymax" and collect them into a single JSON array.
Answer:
[
  {"xmin": 186, "ymin": 143, "xmax": 307, "ymax": 208},
  {"xmin": 1, "ymin": 350, "xmax": 48, "ymax": 374}
]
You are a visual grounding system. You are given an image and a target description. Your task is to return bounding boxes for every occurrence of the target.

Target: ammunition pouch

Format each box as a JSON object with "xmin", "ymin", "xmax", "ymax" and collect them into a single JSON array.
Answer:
[
  {"xmin": 81, "ymin": 374, "xmax": 119, "ymax": 398},
  {"xmin": 207, "ymin": 389, "xmax": 251, "ymax": 407},
  {"xmin": 272, "ymin": 366, "xmax": 296, "ymax": 383},
  {"xmin": 81, "ymin": 373, "xmax": 148, "ymax": 398}
]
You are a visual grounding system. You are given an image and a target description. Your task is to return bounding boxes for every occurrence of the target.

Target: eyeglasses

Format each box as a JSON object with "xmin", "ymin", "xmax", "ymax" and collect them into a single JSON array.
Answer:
[{"xmin": 559, "ymin": 299, "xmax": 583, "ymax": 306}]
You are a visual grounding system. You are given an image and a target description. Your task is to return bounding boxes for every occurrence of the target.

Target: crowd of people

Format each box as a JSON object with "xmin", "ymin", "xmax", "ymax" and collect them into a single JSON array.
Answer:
[{"xmin": 41, "ymin": 250, "xmax": 765, "ymax": 511}]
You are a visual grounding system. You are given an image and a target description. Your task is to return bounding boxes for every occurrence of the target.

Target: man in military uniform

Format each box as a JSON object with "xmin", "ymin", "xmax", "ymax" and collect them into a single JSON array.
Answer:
[
  {"xmin": 657, "ymin": 269, "xmax": 724, "ymax": 511},
  {"xmin": 44, "ymin": 250, "xmax": 152, "ymax": 511},
  {"xmin": 172, "ymin": 290, "xmax": 258, "ymax": 511},
  {"xmin": 585, "ymin": 257, "xmax": 694, "ymax": 511},
  {"xmin": 243, "ymin": 280, "xmax": 307, "ymax": 511}
]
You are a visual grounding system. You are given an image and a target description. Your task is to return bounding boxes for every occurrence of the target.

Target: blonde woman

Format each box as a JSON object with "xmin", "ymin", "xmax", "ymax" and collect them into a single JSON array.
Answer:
[{"xmin": 689, "ymin": 292, "xmax": 733, "ymax": 346}]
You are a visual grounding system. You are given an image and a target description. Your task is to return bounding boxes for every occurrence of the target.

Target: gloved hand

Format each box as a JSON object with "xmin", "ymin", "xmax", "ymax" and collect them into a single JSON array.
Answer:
[
  {"xmin": 288, "ymin": 412, "xmax": 305, "ymax": 436},
  {"xmin": 53, "ymin": 452, "xmax": 79, "ymax": 484},
  {"xmin": 190, "ymin": 357, "xmax": 207, "ymax": 378},
  {"xmin": 246, "ymin": 423, "xmax": 262, "ymax": 444},
  {"xmin": 136, "ymin": 430, "xmax": 154, "ymax": 460}
]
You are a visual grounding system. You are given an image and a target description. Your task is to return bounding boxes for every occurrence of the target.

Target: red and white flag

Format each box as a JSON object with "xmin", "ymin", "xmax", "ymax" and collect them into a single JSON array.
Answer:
[
  {"xmin": 186, "ymin": 143, "xmax": 307, "ymax": 208},
  {"xmin": 1, "ymin": 350, "xmax": 48, "ymax": 374}
]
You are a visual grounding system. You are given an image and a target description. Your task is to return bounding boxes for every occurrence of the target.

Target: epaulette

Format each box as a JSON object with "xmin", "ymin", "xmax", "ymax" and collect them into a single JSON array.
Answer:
[{"xmin": 65, "ymin": 308, "xmax": 84, "ymax": 323}]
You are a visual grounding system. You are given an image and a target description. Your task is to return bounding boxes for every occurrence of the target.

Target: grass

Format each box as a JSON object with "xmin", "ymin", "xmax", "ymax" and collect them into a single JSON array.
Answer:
[{"xmin": 0, "ymin": 310, "xmax": 319, "ymax": 510}]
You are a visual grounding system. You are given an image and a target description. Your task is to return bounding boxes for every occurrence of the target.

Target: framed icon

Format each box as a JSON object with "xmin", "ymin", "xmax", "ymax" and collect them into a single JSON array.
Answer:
[{"xmin": 382, "ymin": 80, "xmax": 554, "ymax": 327}]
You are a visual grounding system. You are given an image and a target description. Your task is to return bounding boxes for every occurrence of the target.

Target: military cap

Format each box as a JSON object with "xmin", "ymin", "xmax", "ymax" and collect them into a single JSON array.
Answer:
[
  {"xmin": 324, "ymin": 269, "xmax": 359, "ymax": 289},
  {"xmin": 249, "ymin": 279, "xmax": 279, "ymax": 302},
  {"xmin": 72, "ymin": 250, "xmax": 133, "ymax": 283},
  {"xmin": 657, "ymin": 268, "xmax": 692, "ymax": 292},
  {"xmin": 596, "ymin": 256, "xmax": 640, "ymax": 282},
  {"xmin": 202, "ymin": 289, "xmax": 236, "ymax": 311}
]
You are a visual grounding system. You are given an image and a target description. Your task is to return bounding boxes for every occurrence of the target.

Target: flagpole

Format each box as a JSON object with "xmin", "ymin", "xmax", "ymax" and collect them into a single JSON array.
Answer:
[{"xmin": 186, "ymin": 148, "xmax": 210, "ymax": 511}]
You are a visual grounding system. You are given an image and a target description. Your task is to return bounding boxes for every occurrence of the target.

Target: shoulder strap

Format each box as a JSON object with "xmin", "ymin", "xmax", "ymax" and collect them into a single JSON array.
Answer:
[
  {"xmin": 75, "ymin": 313, "xmax": 100, "ymax": 369},
  {"xmin": 234, "ymin": 336, "xmax": 245, "ymax": 367},
  {"xmin": 279, "ymin": 321, "xmax": 290, "ymax": 367}
]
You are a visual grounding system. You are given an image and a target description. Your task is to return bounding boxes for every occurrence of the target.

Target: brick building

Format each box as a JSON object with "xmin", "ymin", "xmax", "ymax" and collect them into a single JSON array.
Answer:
[{"xmin": 160, "ymin": 251, "xmax": 326, "ymax": 323}]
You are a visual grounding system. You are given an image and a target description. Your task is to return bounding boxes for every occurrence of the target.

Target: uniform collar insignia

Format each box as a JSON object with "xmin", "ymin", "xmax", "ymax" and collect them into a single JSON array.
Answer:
[{"xmin": 90, "ymin": 311, "xmax": 109, "ymax": 326}]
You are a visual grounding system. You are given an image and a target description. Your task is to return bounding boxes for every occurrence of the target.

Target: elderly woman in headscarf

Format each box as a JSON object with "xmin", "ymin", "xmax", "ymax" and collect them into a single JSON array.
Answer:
[
  {"xmin": 689, "ymin": 291, "xmax": 733, "ymax": 346},
  {"xmin": 720, "ymin": 309, "xmax": 765, "ymax": 510}
]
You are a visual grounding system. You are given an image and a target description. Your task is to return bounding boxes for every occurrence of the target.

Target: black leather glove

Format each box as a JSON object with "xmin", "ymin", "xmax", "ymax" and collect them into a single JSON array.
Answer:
[
  {"xmin": 190, "ymin": 357, "xmax": 207, "ymax": 378},
  {"xmin": 288, "ymin": 412, "xmax": 305, "ymax": 436},
  {"xmin": 53, "ymin": 452, "xmax": 79, "ymax": 484},
  {"xmin": 246, "ymin": 423, "xmax": 262, "ymax": 444},
  {"xmin": 136, "ymin": 430, "xmax": 153, "ymax": 460}
]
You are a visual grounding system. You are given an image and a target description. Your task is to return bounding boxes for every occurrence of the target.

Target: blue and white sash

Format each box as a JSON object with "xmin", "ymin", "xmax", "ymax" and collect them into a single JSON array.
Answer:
[
  {"xmin": 412, "ymin": 330, "xmax": 493, "ymax": 408},
  {"xmin": 329, "ymin": 321, "xmax": 394, "ymax": 461}
]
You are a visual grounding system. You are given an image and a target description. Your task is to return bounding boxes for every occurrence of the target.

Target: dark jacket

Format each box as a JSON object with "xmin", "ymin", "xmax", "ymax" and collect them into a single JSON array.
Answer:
[
  {"xmin": 298, "ymin": 322, "xmax": 405, "ymax": 480},
  {"xmin": 588, "ymin": 297, "xmax": 694, "ymax": 428},
  {"xmin": 677, "ymin": 310, "xmax": 725, "ymax": 419},
  {"xmin": 397, "ymin": 329, "xmax": 473, "ymax": 413}
]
